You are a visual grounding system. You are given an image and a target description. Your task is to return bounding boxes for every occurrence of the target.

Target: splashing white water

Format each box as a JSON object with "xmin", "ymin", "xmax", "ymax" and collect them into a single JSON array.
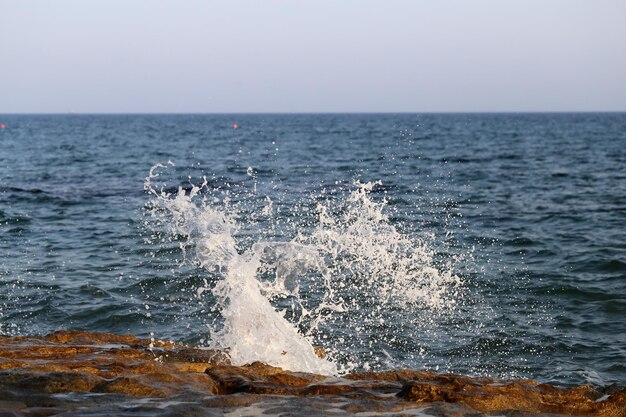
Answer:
[
  {"xmin": 144, "ymin": 164, "xmax": 461, "ymax": 375},
  {"xmin": 145, "ymin": 163, "xmax": 336, "ymax": 373}
]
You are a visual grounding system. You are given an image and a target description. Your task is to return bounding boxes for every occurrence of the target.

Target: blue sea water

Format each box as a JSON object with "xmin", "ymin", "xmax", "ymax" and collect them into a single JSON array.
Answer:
[{"xmin": 0, "ymin": 113, "xmax": 624, "ymax": 386}]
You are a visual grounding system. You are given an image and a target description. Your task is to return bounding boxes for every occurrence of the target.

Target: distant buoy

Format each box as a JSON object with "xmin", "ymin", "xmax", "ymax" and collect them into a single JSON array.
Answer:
[
  {"xmin": 0, "ymin": 123, "xmax": 5, "ymax": 129},
  {"xmin": 232, "ymin": 124, "xmax": 238, "ymax": 129}
]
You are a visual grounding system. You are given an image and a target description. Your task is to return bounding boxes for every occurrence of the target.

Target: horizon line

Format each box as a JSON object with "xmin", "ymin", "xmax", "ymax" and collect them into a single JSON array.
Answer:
[{"xmin": 2, "ymin": 110, "xmax": 626, "ymax": 116}]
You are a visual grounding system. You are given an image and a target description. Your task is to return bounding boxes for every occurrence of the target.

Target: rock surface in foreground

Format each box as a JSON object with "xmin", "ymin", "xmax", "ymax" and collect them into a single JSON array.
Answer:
[{"xmin": 0, "ymin": 331, "xmax": 623, "ymax": 416}]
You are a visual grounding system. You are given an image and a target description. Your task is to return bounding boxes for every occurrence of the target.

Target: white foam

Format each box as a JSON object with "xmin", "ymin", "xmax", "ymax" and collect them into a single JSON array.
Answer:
[
  {"xmin": 145, "ymin": 166, "xmax": 461, "ymax": 375},
  {"xmin": 145, "ymin": 165, "xmax": 335, "ymax": 374}
]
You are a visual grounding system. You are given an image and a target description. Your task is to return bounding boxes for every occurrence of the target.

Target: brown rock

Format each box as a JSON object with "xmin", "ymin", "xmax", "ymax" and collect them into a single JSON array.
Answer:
[
  {"xmin": 95, "ymin": 376, "xmax": 170, "ymax": 397},
  {"xmin": 0, "ymin": 371, "xmax": 102, "ymax": 393},
  {"xmin": 398, "ymin": 378, "xmax": 626, "ymax": 416},
  {"xmin": 43, "ymin": 330, "xmax": 175, "ymax": 348},
  {"xmin": 161, "ymin": 347, "xmax": 230, "ymax": 365},
  {"xmin": 0, "ymin": 331, "xmax": 623, "ymax": 416}
]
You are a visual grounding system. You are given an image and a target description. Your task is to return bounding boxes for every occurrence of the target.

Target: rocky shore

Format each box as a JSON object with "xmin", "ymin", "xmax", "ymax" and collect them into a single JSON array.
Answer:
[{"xmin": 0, "ymin": 331, "xmax": 623, "ymax": 416}]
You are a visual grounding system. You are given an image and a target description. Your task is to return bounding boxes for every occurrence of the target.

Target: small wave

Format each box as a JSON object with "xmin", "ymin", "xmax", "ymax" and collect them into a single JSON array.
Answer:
[
  {"xmin": 0, "ymin": 186, "xmax": 44, "ymax": 194},
  {"xmin": 571, "ymin": 259, "xmax": 626, "ymax": 273}
]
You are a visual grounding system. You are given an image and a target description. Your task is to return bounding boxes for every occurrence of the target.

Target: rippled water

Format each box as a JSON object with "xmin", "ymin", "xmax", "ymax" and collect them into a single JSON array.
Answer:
[{"xmin": 1, "ymin": 113, "xmax": 624, "ymax": 386}]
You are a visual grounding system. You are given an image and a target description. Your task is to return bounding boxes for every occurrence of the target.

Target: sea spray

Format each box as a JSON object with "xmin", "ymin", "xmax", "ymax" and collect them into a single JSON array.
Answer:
[
  {"xmin": 145, "ymin": 163, "xmax": 336, "ymax": 373},
  {"xmin": 290, "ymin": 180, "xmax": 462, "ymax": 371},
  {"xmin": 144, "ymin": 163, "xmax": 462, "ymax": 374}
]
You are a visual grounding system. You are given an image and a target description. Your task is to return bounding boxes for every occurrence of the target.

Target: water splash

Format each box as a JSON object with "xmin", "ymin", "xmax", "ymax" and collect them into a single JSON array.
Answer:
[{"xmin": 144, "ymin": 164, "xmax": 461, "ymax": 374}]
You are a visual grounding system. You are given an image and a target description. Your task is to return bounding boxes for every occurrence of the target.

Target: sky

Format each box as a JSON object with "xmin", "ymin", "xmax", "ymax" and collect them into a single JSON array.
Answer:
[{"xmin": 1, "ymin": 0, "xmax": 625, "ymax": 113}]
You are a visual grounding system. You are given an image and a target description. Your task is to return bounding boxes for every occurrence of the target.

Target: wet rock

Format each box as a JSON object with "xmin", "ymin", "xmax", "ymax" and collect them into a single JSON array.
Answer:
[
  {"xmin": 95, "ymin": 376, "xmax": 171, "ymax": 397},
  {"xmin": 161, "ymin": 347, "xmax": 229, "ymax": 366},
  {"xmin": 0, "ymin": 371, "xmax": 101, "ymax": 394},
  {"xmin": 397, "ymin": 378, "xmax": 626, "ymax": 416},
  {"xmin": 43, "ymin": 331, "xmax": 175, "ymax": 349},
  {"xmin": 0, "ymin": 331, "xmax": 623, "ymax": 416}
]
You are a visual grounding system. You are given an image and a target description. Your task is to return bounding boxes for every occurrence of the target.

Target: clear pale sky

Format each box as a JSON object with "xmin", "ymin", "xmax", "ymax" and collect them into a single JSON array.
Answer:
[{"xmin": 1, "ymin": 0, "xmax": 625, "ymax": 113}]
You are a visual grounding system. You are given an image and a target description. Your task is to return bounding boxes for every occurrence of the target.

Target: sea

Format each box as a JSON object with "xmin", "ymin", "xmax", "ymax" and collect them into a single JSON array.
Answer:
[{"xmin": 1, "ymin": 113, "xmax": 624, "ymax": 387}]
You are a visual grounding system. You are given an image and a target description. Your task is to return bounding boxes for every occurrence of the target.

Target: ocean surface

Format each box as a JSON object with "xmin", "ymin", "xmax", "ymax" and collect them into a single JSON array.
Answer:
[{"xmin": 1, "ymin": 113, "xmax": 624, "ymax": 386}]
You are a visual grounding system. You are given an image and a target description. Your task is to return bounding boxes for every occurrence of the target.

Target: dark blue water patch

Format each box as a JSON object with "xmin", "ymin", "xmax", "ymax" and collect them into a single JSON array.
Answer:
[
  {"xmin": 0, "ymin": 186, "xmax": 45, "ymax": 195},
  {"xmin": 571, "ymin": 259, "xmax": 626, "ymax": 273}
]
